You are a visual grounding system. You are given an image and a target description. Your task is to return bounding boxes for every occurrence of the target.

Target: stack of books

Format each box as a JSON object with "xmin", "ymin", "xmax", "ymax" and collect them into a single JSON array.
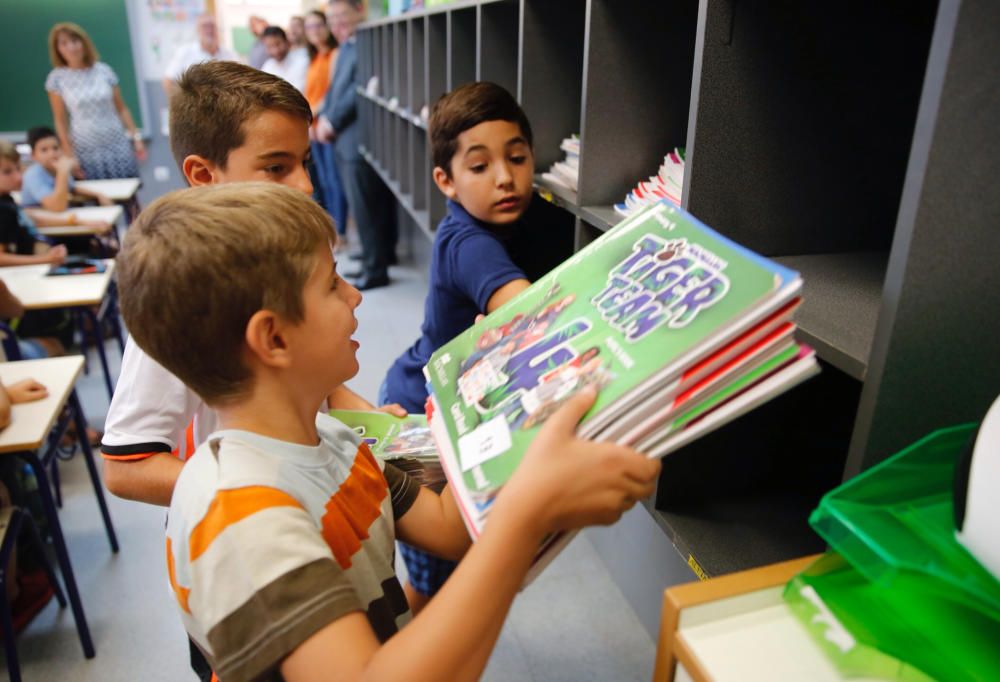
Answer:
[
  {"xmin": 614, "ymin": 148, "xmax": 685, "ymax": 217},
  {"xmin": 423, "ymin": 200, "xmax": 819, "ymax": 576},
  {"xmin": 540, "ymin": 135, "xmax": 580, "ymax": 193},
  {"xmin": 329, "ymin": 410, "xmax": 446, "ymax": 492}
]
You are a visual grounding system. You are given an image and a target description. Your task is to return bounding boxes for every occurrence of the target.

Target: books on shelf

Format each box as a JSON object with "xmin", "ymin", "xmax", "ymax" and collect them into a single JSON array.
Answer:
[
  {"xmin": 423, "ymin": 200, "xmax": 818, "ymax": 569},
  {"xmin": 329, "ymin": 409, "xmax": 446, "ymax": 491},
  {"xmin": 541, "ymin": 135, "xmax": 580, "ymax": 193},
  {"xmin": 614, "ymin": 148, "xmax": 685, "ymax": 218}
]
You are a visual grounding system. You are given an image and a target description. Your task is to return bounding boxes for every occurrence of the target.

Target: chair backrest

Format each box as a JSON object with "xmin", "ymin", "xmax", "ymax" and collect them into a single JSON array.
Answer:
[{"xmin": 0, "ymin": 321, "xmax": 22, "ymax": 361}]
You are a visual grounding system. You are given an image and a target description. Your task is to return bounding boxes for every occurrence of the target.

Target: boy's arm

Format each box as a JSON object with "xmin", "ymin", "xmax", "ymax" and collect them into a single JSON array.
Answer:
[
  {"xmin": 72, "ymin": 185, "xmax": 113, "ymax": 207},
  {"xmin": 102, "ymin": 337, "xmax": 199, "ymax": 505},
  {"xmin": 104, "ymin": 454, "xmax": 184, "ymax": 506},
  {"xmin": 36, "ymin": 157, "xmax": 76, "ymax": 212},
  {"xmin": 394, "ymin": 485, "xmax": 471, "ymax": 561},
  {"xmin": 282, "ymin": 390, "xmax": 660, "ymax": 682},
  {"xmin": 0, "ymin": 245, "xmax": 66, "ymax": 266},
  {"xmin": 327, "ymin": 384, "xmax": 407, "ymax": 417},
  {"xmin": 486, "ymin": 277, "xmax": 530, "ymax": 313}
]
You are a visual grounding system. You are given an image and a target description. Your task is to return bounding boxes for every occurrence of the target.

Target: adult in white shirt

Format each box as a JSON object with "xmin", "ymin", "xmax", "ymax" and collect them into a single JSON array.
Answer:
[
  {"xmin": 259, "ymin": 26, "xmax": 310, "ymax": 94},
  {"xmin": 162, "ymin": 14, "xmax": 238, "ymax": 97}
]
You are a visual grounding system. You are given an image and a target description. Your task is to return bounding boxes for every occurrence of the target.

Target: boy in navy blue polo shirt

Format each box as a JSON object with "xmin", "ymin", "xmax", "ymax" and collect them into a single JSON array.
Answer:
[{"xmin": 382, "ymin": 81, "xmax": 573, "ymax": 612}]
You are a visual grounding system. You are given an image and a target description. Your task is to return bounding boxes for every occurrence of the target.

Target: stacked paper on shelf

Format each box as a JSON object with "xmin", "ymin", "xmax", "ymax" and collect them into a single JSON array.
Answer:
[
  {"xmin": 541, "ymin": 135, "xmax": 580, "ymax": 192},
  {"xmin": 614, "ymin": 148, "xmax": 685, "ymax": 217},
  {"xmin": 423, "ymin": 200, "xmax": 819, "ymax": 576}
]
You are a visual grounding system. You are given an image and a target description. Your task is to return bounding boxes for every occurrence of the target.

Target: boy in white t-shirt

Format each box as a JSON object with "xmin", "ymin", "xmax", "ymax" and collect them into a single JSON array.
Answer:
[{"xmin": 102, "ymin": 61, "xmax": 399, "ymax": 506}]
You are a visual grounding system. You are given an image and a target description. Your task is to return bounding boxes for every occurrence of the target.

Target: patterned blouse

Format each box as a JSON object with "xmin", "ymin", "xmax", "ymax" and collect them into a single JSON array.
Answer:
[{"xmin": 45, "ymin": 62, "xmax": 138, "ymax": 180}]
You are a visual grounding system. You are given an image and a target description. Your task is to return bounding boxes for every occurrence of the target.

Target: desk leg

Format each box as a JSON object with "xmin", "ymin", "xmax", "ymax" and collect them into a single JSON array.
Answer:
[
  {"xmin": 70, "ymin": 391, "xmax": 119, "ymax": 553},
  {"xmin": 105, "ymin": 283, "xmax": 125, "ymax": 356},
  {"xmin": 18, "ymin": 450, "xmax": 95, "ymax": 659},
  {"xmin": 81, "ymin": 308, "xmax": 114, "ymax": 400}
]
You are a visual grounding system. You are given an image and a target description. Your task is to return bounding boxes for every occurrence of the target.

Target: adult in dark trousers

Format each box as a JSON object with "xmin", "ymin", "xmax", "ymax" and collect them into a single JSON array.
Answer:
[{"xmin": 317, "ymin": 0, "xmax": 396, "ymax": 291}]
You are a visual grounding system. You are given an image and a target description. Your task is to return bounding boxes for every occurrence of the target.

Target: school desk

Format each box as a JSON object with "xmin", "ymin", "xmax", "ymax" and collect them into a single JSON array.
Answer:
[
  {"xmin": 0, "ymin": 261, "xmax": 123, "ymax": 399},
  {"xmin": 0, "ymin": 356, "xmax": 121, "ymax": 662}
]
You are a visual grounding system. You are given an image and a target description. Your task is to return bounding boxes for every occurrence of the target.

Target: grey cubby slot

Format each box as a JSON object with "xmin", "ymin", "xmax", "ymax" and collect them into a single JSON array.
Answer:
[
  {"xmin": 685, "ymin": 0, "xmax": 938, "ymax": 257},
  {"xmin": 448, "ymin": 8, "xmax": 478, "ymax": 90},
  {"xmin": 684, "ymin": 1, "xmax": 939, "ymax": 382},
  {"xmin": 395, "ymin": 22, "xmax": 407, "ymax": 111},
  {"xmin": 411, "ymin": 122, "xmax": 429, "ymax": 213},
  {"xmin": 397, "ymin": 116, "xmax": 411, "ymax": 195},
  {"xmin": 845, "ymin": 0, "xmax": 1000, "ymax": 473},
  {"xmin": 381, "ymin": 26, "xmax": 394, "ymax": 100},
  {"xmin": 520, "ymin": 0, "xmax": 586, "ymax": 194},
  {"xmin": 477, "ymin": 0, "xmax": 519, "ymax": 95},
  {"xmin": 409, "ymin": 18, "xmax": 426, "ymax": 116},
  {"xmin": 577, "ymin": 0, "xmax": 698, "ymax": 209},
  {"xmin": 426, "ymin": 13, "xmax": 448, "ymax": 105}
]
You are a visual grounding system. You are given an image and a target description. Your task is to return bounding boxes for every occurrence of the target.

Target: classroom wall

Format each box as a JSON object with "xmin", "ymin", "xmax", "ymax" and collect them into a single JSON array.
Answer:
[{"xmin": 0, "ymin": 0, "xmax": 145, "ymax": 135}]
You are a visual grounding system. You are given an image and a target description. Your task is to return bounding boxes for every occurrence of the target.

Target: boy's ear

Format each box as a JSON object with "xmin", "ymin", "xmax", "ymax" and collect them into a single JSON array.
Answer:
[
  {"xmin": 432, "ymin": 166, "xmax": 458, "ymax": 201},
  {"xmin": 182, "ymin": 154, "xmax": 220, "ymax": 187},
  {"xmin": 244, "ymin": 309, "xmax": 293, "ymax": 370}
]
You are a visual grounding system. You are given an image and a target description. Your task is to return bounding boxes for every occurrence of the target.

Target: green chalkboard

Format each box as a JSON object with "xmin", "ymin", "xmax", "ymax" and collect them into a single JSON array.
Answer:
[{"xmin": 0, "ymin": 0, "xmax": 144, "ymax": 134}]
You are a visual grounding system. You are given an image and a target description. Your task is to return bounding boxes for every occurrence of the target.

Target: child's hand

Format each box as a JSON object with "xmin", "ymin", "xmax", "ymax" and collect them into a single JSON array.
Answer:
[
  {"xmin": 375, "ymin": 403, "xmax": 408, "ymax": 418},
  {"xmin": 46, "ymin": 244, "xmax": 68, "ymax": 265},
  {"xmin": 55, "ymin": 155, "xmax": 77, "ymax": 175},
  {"xmin": 7, "ymin": 379, "xmax": 49, "ymax": 403},
  {"xmin": 96, "ymin": 195, "xmax": 113, "ymax": 207},
  {"xmin": 498, "ymin": 387, "xmax": 660, "ymax": 533}
]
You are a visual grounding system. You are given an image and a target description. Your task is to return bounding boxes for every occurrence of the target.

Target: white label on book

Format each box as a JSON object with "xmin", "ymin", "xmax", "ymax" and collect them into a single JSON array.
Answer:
[{"xmin": 458, "ymin": 416, "xmax": 512, "ymax": 472}]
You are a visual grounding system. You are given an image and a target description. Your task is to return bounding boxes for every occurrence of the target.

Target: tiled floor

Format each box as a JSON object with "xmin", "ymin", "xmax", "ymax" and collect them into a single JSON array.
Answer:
[{"xmin": 4, "ymin": 256, "xmax": 656, "ymax": 681}]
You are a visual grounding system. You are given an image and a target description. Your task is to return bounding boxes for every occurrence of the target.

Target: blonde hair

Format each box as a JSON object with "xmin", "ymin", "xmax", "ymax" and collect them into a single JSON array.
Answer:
[
  {"xmin": 48, "ymin": 22, "xmax": 100, "ymax": 68},
  {"xmin": 117, "ymin": 183, "xmax": 335, "ymax": 405},
  {"xmin": 0, "ymin": 141, "xmax": 18, "ymax": 165}
]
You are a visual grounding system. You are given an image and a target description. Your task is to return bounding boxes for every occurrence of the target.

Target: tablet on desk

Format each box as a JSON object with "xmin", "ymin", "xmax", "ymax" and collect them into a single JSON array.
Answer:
[{"xmin": 47, "ymin": 257, "xmax": 107, "ymax": 276}]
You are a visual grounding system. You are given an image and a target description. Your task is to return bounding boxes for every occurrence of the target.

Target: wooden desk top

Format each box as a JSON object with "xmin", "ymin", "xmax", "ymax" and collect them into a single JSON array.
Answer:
[
  {"xmin": 0, "ymin": 259, "xmax": 115, "ymax": 309},
  {"xmin": 38, "ymin": 205, "xmax": 123, "ymax": 236},
  {"xmin": 0, "ymin": 356, "xmax": 84, "ymax": 453},
  {"xmin": 75, "ymin": 178, "xmax": 141, "ymax": 202}
]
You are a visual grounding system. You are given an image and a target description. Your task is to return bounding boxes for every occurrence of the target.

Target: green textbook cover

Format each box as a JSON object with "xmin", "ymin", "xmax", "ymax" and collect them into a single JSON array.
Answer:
[
  {"xmin": 425, "ymin": 201, "xmax": 801, "ymax": 496},
  {"xmin": 328, "ymin": 409, "xmax": 436, "ymax": 460}
]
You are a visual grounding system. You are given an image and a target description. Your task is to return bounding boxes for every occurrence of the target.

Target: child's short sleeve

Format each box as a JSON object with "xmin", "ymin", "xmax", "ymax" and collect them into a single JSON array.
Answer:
[
  {"xmin": 384, "ymin": 462, "xmax": 420, "ymax": 520},
  {"xmin": 448, "ymin": 230, "xmax": 527, "ymax": 313},
  {"xmin": 176, "ymin": 489, "xmax": 364, "ymax": 682}
]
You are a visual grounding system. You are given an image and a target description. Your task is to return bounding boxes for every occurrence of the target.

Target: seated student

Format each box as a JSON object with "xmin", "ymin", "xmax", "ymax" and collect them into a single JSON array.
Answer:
[
  {"xmin": 115, "ymin": 181, "xmax": 660, "ymax": 682},
  {"xmin": 102, "ymin": 60, "xmax": 400, "ymax": 506},
  {"xmin": 0, "ymin": 279, "xmax": 65, "ymax": 360},
  {"xmin": 20, "ymin": 126, "xmax": 112, "ymax": 212},
  {"xmin": 382, "ymin": 82, "xmax": 568, "ymax": 613}
]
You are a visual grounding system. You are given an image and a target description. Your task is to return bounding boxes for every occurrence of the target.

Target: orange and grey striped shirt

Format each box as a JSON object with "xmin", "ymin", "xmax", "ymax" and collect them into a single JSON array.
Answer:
[{"xmin": 166, "ymin": 413, "xmax": 420, "ymax": 681}]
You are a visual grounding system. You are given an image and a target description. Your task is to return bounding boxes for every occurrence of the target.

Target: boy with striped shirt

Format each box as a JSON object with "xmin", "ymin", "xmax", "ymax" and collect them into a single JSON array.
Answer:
[{"xmin": 116, "ymin": 182, "xmax": 659, "ymax": 681}]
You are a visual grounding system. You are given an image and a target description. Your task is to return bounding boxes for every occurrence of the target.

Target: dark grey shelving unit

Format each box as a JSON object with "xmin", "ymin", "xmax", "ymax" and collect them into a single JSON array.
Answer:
[{"xmin": 356, "ymin": 0, "xmax": 1000, "ymax": 638}]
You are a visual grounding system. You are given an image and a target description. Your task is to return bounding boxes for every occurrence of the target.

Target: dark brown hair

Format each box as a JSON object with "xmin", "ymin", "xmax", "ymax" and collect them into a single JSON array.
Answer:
[
  {"xmin": 117, "ymin": 183, "xmax": 335, "ymax": 405},
  {"xmin": 169, "ymin": 61, "xmax": 312, "ymax": 170},
  {"xmin": 430, "ymin": 81, "xmax": 533, "ymax": 175}
]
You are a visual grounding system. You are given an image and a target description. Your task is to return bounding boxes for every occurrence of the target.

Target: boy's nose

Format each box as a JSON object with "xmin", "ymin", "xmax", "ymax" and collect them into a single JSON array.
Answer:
[
  {"xmin": 290, "ymin": 166, "xmax": 314, "ymax": 195},
  {"xmin": 495, "ymin": 162, "xmax": 513, "ymax": 187}
]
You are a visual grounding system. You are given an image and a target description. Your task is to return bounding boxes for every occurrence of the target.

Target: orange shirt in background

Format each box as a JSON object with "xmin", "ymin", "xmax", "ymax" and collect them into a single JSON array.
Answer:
[{"xmin": 305, "ymin": 49, "xmax": 336, "ymax": 114}]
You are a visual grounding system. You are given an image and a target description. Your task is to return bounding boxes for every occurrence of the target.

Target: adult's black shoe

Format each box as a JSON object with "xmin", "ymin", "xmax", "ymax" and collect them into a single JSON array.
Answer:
[
  {"xmin": 351, "ymin": 274, "xmax": 390, "ymax": 291},
  {"xmin": 348, "ymin": 251, "xmax": 363, "ymax": 261}
]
